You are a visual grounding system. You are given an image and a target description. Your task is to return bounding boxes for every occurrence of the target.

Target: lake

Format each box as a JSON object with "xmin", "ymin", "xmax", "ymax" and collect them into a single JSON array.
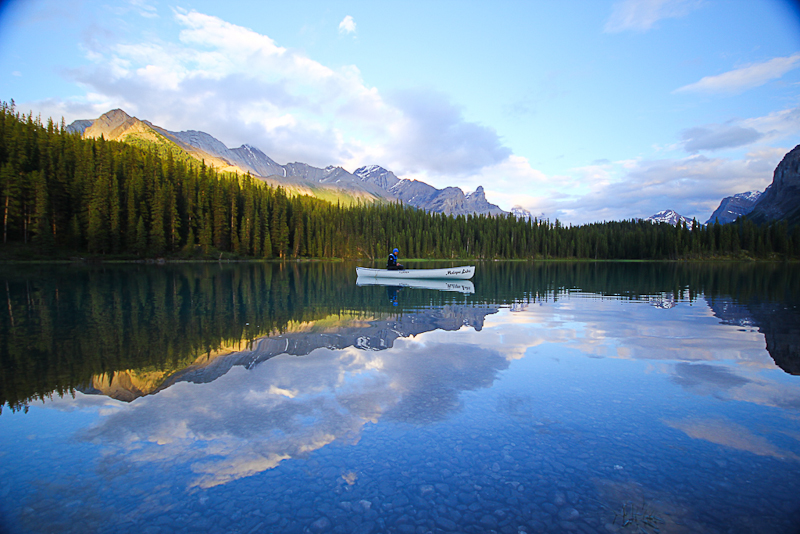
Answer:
[{"xmin": 0, "ymin": 261, "xmax": 799, "ymax": 534}]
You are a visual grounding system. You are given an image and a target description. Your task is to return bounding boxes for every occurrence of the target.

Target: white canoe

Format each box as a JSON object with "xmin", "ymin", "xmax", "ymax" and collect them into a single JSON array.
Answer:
[
  {"xmin": 355, "ymin": 266, "xmax": 475, "ymax": 280},
  {"xmin": 356, "ymin": 277, "xmax": 475, "ymax": 294}
]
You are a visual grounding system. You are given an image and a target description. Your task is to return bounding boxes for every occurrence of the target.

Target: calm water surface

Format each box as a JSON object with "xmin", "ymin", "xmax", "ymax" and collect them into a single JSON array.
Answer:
[{"xmin": 0, "ymin": 262, "xmax": 799, "ymax": 534}]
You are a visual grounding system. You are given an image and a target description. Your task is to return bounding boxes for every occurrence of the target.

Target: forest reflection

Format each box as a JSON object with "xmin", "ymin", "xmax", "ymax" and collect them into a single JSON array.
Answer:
[{"xmin": 1, "ymin": 261, "xmax": 798, "ymax": 412}]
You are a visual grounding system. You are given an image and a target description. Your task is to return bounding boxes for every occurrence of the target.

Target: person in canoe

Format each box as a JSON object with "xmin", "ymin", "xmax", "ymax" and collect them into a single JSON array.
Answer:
[{"xmin": 387, "ymin": 248, "xmax": 404, "ymax": 270}]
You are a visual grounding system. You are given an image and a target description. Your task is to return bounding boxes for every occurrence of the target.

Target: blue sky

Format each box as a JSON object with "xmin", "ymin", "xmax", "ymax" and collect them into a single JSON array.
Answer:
[{"xmin": 2, "ymin": 0, "xmax": 800, "ymax": 224}]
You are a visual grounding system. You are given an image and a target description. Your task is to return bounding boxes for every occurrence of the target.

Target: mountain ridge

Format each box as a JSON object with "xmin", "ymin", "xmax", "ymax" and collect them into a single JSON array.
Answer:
[
  {"xmin": 705, "ymin": 191, "xmax": 762, "ymax": 225},
  {"xmin": 355, "ymin": 165, "xmax": 506, "ymax": 217},
  {"xmin": 80, "ymin": 109, "xmax": 250, "ymax": 174},
  {"xmin": 64, "ymin": 113, "xmax": 800, "ymax": 226},
  {"xmin": 69, "ymin": 109, "xmax": 507, "ymax": 216}
]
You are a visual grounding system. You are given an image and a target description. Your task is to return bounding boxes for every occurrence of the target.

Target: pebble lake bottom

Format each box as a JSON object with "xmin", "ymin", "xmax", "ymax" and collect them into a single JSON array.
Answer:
[{"xmin": 0, "ymin": 262, "xmax": 798, "ymax": 534}]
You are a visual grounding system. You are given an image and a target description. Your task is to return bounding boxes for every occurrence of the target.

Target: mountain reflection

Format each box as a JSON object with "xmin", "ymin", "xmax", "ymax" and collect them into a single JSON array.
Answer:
[
  {"xmin": 708, "ymin": 297, "xmax": 800, "ymax": 375},
  {"xmin": 79, "ymin": 336, "xmax": 509, "ymax": 488},
  {"xmin": 83, "ymin": 303, "xmax": 501, "ymax": 402},
  {"xmin": 1, "ymin": 261, "xmax": 799, "ymax": 412}
]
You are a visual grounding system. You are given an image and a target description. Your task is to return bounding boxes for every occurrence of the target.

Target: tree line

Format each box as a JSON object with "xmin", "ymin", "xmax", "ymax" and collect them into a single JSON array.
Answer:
[{"xmin": 2, "ymin": 101, "xmax": 799, "ymax": 261}]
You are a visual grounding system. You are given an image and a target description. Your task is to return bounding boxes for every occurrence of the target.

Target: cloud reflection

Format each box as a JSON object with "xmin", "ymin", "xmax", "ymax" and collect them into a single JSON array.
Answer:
[
  {"xmin": 416, "ymin": 297, "xmax": 799, "ymax": 417},
  {"xmin": 64, "ymin": 290, "xmax": 797, "ymax": 489},
  {"xmin": 80, "ymin": 338, "xmax": 508, "ymax": 488},
  {"xmin": 664, "ymin": 417, "xmax": 800, "ymax": 461},
  {"xmin": 381, "ymin": 341, "xmax": 508, "ymax": 424},
  {"xmin": 667, "ymin": 362, "xmax": 800, "ymax": 413},
  {"xmin": 671, "ymin": 362, "xmax": 751, "ymax": 394},
  {"xmin": 419, "ymin": 296, "xmax": 772, "ymax": 368}
]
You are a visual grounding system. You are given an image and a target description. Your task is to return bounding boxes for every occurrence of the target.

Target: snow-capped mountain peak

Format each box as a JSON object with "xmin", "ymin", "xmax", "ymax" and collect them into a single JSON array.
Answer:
[
  {"xmin": 354, "ymin": 165, "xmax": 402, "ymax": 191},
  {"xmin": 355, "ymin": 164, "xmax": 384, "ymax": 179},
  {"xmin": 739, "ymin": 190, "xmax": 762, "ymax": 202},
  {"xmin": 511, "ymin": 206, "xmax": 532, "ymax": 221},
  {"xmin": 704, "ymin": 190, "xmax": 763, "ymax": 225},
  {"xmin": 646, "ymin": 210, "xmax": 694, "ymax": 226}
]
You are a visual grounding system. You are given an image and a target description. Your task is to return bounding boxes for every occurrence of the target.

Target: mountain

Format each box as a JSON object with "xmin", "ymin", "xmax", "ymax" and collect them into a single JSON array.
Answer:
[
  {"xmin": 69, "ymin": 110, "xmax": 506, "ymax": 216},
  {"xmin": 282, "ymin": 162, "xmax": 390, "ymax": 198},
  {"xmin": 72, "ymin": 109, "xmax": 394, "ymax": 204},
  {"xmin": 354, "ymin": 165, "xmax": 507, "ymax": 216},
  {"xmin": 749, "ymin": 144, "xmax": 800, "ymax": 226},
  {"xmin": 231, "ymin": 144, "xmax": 285, "ymax": 177},
  {"xmin": 169, "ymin": 130, "xmax": 285, "ymax": 178},
  {"xmin": 705, "ymin": 191, "xmax": 762, "ymax": 225},
  {"xmin": 646, "ymin": 209, "xmax": 694, "ymax": 226},
  {"xmin": 80, "ymin": 109, "xmax": 248, "ymax": 174},
  {"xmin": 65, "ymin": 119, "xmax": 93, "ymax": 135},
  {"xmin": 354, "ymin": 165, "xmax": 401, "ymax": 190},
  {"xmin": 511, "ymin": 206, "xmax": 533, "ymax": 221}
]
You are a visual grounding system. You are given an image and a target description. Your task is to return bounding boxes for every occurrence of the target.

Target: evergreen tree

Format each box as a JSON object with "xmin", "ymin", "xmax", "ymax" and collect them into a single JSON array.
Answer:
[
  {"xmin": 149, "ymin": 181, "xmax": 166, "ymax": 255},
  {"xmin": 135, "ymin": 215, "xmax": 147, "ymax": 255},
  {"xmin": 1, "ymin": 162, "xmax": 20, "ymax": 243},
  {"xmin": 31, "ymin": 170, "xmax": 52, "ymax": 246}
]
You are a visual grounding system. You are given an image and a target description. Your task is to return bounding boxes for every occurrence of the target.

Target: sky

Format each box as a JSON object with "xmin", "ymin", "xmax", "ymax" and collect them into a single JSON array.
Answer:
[{"xmin": 1, "ymin": 0, "xmax": 800, "ymax": 224}]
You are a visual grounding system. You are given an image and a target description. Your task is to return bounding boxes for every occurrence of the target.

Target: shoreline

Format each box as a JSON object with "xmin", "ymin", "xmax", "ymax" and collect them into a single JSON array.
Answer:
[{"xmin": 0, "ymin": 256, "xmax": 795, "ymax": 265}]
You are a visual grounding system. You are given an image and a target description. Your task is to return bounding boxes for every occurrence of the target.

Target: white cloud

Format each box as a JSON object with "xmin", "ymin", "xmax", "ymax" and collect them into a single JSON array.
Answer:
[
  {"xmin": 128, "ymin": 0, "xmax": 158, "ymax": 19},
  {"xmin": 384, "ymin": 88, "xmax": 511, "ymax": 176},
  {"xmin": 605, "ymin": 0, "xmax": 701, "ymax": 33},
  {"xmin": 742, "ymin": 106, "xmax": 800, "ymax": 142},
  {"xmin": 675, "ymin": 53, "xmax": 800, "ymax": 95},
  {"xmin": 681, "ymin": 123, "xmax": 763, "ymax": 153},
  {"xmin": 338, "ymin": 15, "xmax": 356, "ymax": 35},
  {"xmin": 106, "ymin": 0, "xmax": 158, "ymax": 19},
  {"xmin": 32, "ymin": 9, "xmax": 508, "ymax": 177},
  {"xmin": 678, "ymin": 106, "xmax": 800, "ymax": 153},
  {"xmin": 553, "ymin": 150, "xmax": 781, "ymax": 224}
]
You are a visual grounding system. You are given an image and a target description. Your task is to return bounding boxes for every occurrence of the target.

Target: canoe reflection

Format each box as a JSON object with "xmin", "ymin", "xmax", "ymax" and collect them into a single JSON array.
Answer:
[{"xmin": 356, "ymin": 276, "xmax": 475, "ymax": 294}]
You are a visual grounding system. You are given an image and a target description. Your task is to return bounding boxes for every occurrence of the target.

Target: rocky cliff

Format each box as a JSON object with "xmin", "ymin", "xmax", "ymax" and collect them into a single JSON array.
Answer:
[
  {"xmin": 749, "ymin": 144, "xmax": 800, "ymax": 226},
  {"xmin": 231, "ymin": 144, "xmax": 285, "ymax": 177}
]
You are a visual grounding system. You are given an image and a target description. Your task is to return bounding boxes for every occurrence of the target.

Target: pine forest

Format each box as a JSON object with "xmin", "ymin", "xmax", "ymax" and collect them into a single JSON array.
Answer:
[{"xmin": 2, "ymin": 102, "xmax": 799, "ymax": 262}]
